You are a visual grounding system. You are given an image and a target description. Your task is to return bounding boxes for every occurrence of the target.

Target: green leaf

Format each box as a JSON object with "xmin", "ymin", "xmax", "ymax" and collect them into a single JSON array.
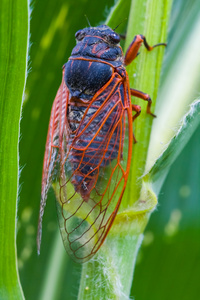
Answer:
[
  {"xmin": 146, "ymin": 4, "xmax": 200, "ymax": 174},
  {"xmin": 146, "ymin": 100, "xmax": 200, "ymax": 193},
  {"xmin": 123, "ymin": 0, "xmax": 173, "ymax": 207},
  {"xmin": 0, "ymin": 0, "xmax": 28, "ymax": 299}
]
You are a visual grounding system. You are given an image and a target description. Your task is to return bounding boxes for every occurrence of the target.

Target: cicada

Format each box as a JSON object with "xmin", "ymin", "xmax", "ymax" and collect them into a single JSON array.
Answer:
[{"xmin": 37, "ymin": 25, "xmax": 166, "ymax": 263}]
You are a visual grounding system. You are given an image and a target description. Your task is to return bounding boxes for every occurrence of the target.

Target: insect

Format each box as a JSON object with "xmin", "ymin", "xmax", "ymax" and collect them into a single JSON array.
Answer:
[{"xmin": 37, "ymin": 24, "xmax": 166, "ymax": 263}]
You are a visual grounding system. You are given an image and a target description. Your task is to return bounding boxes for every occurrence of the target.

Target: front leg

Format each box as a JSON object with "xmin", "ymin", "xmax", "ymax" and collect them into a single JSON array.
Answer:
[{"xmin": 124, "ymin": 34, "xmax": 166, "ymax": 65}]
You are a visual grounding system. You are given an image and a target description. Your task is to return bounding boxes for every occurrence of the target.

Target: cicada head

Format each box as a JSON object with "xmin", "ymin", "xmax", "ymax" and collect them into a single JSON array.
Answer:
[{"xmin": 75, "ymin": 25, "xmax": 120, "ymax": 45}]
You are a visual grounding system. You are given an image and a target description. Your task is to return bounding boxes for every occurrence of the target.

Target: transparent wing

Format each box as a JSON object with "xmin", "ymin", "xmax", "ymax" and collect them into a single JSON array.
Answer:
[
  {"xmin": 55, "ymin": 72, "xmax": 133, "ymax": 262},
  {"xmin": 37, "ymin": 69, "xmax": 69, "ymax": 254}
]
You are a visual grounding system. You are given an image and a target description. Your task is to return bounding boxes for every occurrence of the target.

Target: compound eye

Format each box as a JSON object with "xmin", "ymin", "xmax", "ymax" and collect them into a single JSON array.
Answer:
[
  {"xmin": 75, "ymin": 30, "xmax": 83, "ymax": 40},
  {"xmin": 109, "ymin": 32, "xmax": 120, "ymax": 43}
]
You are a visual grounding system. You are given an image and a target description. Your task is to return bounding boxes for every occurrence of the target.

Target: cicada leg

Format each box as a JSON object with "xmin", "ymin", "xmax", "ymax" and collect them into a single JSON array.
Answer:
[
  {"xmin": 130, "ymin": 89, "xmax": 156, "ymax": 118},
  {"xmin": 124, "ymin": 34, "xmax": 166, "ymax": 65},
  {"xmin": 132, "ymin": 104, "xmax": 141, "ymax": 143}
]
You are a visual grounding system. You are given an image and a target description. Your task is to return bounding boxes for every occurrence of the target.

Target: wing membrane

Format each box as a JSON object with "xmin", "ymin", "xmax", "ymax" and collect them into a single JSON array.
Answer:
[{"xmin": 37, "ymin": 70, "xmax": 69, "ymax": 254}]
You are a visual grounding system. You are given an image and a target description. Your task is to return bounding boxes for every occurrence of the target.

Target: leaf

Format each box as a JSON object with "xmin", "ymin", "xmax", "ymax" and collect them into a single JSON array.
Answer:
[
  {"xmin": 0, "ymin": 0, "xmax": 28, "ymax": 299},
  {"xmin": 145, "ymin": 4, "xmax": 200, "ymax": 174},
  {"xmin": 122, "ymin": 0, "xmax": 173, "ymax": 208},
  {"xmin": 146, "ymin": 100, "xmax": 200, "ymax": 194}
]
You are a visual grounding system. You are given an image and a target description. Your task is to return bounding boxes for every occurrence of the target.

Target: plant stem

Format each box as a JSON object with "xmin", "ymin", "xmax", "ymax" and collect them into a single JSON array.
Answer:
[
  {"xmin": 78, "ymin": 235, "xmax": 143, "ymax": 300},
  {"xmin": 123, "ymin": 0, "xmax": 172, "ymax": 207}
]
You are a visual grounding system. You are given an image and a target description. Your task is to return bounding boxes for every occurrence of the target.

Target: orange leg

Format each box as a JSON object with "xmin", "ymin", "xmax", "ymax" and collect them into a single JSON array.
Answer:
[
  {"xmin": 132, "ymin": 104, "xmax": 141, "ymax": 143},
  {"xmin": 124, "ymin": 34, "xmax": 166, "ymax": 65},
  {"xmin": 126, "ymin": 34, "xmax": 166, "ymax": 140},
  {"xmin": 131, "ymin": 88, "xmax": 156, "ymax": 117}
]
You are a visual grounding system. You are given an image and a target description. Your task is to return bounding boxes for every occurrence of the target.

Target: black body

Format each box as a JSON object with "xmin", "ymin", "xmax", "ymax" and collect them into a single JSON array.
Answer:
[{"xmin": 64, "ymin": 25, "xmax": 123, "ymax": 100}]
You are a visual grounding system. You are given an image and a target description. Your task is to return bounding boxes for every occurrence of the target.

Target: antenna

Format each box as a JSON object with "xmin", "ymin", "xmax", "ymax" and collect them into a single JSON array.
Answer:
[
  {"xmin": 113, "ymin": 18, "xmax": 127, "ymax": 31},
  {"xmin": 85, "ymin": 15, "xmax": 91, "ymax": 27}
]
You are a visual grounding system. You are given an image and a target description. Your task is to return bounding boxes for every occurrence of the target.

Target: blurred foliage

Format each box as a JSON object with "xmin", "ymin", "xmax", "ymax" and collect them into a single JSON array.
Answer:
[{"xmin": 18, "ymin": 0, "xmax": 200, "ymax": 299}]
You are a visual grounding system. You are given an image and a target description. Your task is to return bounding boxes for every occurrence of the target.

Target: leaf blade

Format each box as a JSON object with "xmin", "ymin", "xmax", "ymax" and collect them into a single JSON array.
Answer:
[{"xmin": 0, "ymin": 0, "xmax": 28, "ymax": 298}]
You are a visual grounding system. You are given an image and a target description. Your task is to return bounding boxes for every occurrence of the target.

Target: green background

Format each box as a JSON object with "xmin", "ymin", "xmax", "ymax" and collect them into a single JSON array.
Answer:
[{"xmin": 17, "ymin": 0, "xmax": 200, "ymax": 299}]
